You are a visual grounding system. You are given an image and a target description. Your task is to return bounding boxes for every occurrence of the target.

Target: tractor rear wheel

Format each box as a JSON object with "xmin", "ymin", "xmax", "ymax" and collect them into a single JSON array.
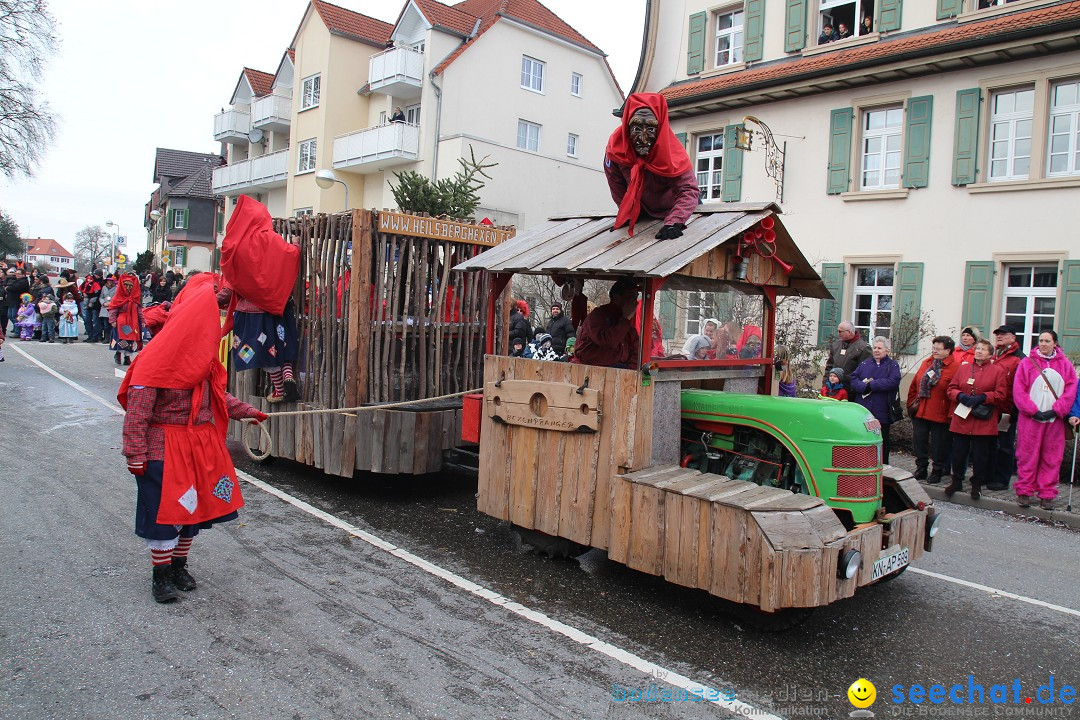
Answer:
[
  {"xmin": 729, "ymin": 604, "xmax": 814, "ymax": 632},
  {"xmin": 510, "ymin": 525, "xmax": 589, "ymax": 560}
]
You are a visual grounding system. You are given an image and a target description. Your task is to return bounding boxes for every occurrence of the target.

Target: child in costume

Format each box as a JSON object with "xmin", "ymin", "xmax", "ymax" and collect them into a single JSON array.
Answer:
[
  {"xmin": 58, "ymin": 293, "xmax": 80, "ymax": 342},
  {"xmin": 120, "ymin": 275, "xmax": 267, "ymax": 603},
  {"xmin": 821, "ymin": 368, "xmax": 848, "ymax": 401},
  {"xmin": 37, "ymin": 295, "xmax": 58, "ymax": 342},
  {"xmin": 15, "ymin": 293, "xmax": 39, "ymax": 340},
  {"xmin": 108, "ymin": 273, "xmax": 145, "ymax": 365}
]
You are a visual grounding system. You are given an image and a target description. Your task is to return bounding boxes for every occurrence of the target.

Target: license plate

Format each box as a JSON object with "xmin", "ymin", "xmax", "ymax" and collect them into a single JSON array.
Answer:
[{"xmin": 871, "ymin": 546, "xmax": 910, "ymax": 580}]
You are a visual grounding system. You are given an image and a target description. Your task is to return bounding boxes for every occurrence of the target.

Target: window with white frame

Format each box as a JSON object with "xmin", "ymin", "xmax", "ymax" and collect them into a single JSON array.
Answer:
[
  {"xmin": 988, "ymin": 86, "xmax": 1034, "ymax": 181},
  {"xmin": 860, "ymin": 107, "xmax": 903, "ymax": 190},
  {"xmin": 298, "ymin": 139, "xmax": 317, "ymax": 173},
  {"xmin": 566, "ymin": 133, "xmax": 578, "ymax": 157},
  {"xmin": 685, "ymin": 291, "xmax": 709, "ymax": 335},
  {"xmin": 1047, "ymin": 78, "xmax": 1080, "ymax": 177},
  {"xmin": 817, "ymin": 0, "xmax": 870, "ymax": 43},
  {"xmin": 301, "ymin": 74, "xmax": 321, "ymax": 110},
  {"xmin": 852, "ymin": 265, "xmax": 894, "ymax": 339},
  {"xmin": 406, "ymin": 103, "xmax": 421, "ymax": 125},
  {"xmin": 571, "ymin": 72, "xmax": 582, "ymax": 96},
  {"xmin": 714, "ymin": 8, "xmax": 744, "ymax": 68},
  {"xmin": 171, "ymin": 246, "xmax": 187, "ymax": 267},
  {"xmin": 517, "ymin": 120, "xmax": 541, "ymax": 152},
  {"xmin": 172, "ymin": 208, "xmax": 189, "ymax": 230},
  {"xmin": 295, "ymin": 208, "xmax": 313, "ymax": 217},
  {"xmin": 695, "ymin": 132, "xmax": 724, "ymax": 200},
  {"xmin": 1002, "ymin": 264, "xmax": 1057, "ymax": 351},
  {"xmin": 379, "ymin": 110, "xmax": 387, "ymax": 125},
  {"xmin": 975, "ymin": 0, "xmax": 1025, "ymax": 9},
  {"xmin": 520, "ymin": 56, "xmax": 544, "ymax": 93}
]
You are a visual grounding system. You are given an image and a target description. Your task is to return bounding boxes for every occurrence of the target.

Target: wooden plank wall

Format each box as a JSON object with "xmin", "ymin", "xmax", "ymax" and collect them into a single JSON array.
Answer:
[
  {"xmin": 227, "ymin": 210, "xmax": 499, "ymax": 477},
  {"xmin": 477, "ymin": 355, "xmax": 654, "ymax": 549}
]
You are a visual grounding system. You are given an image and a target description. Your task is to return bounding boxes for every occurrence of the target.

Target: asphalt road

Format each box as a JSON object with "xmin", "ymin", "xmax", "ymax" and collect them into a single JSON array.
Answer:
[{"xmin": 2, "ymin": 340, "xmax": 1079, "ymax": 720}]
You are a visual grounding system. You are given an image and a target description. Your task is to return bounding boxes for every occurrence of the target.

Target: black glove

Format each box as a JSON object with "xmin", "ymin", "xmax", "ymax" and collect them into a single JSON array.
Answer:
[
  {"xmin": 1033, "ymin": 409, "xmax": 1057, "ymax": 422},
  {"xmin": 957, "ymin": 393, "xmax": 973, "ymax": 406},
  {"xmin": 970, "ymin": 394, "xmax": 987, "ymax": 406},
  {"xmin": 655, "ymin": 223, "xmax": 686, "ymax": 240}
]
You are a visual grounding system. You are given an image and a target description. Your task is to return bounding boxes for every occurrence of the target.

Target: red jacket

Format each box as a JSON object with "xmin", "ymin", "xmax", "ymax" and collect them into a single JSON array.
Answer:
[
  {"xmin": 906, "ymin": 353, "xmax": 959, "ymax": 424},
  {"xmin": 991, "ymin": 342, "xmax": 1025, "ymax": 410},
  {"xmin": 947, "ymin": 358, "xmax": 1006, "ymax": 436},
  {"xmin": 571, "ymin": 302, "xmax": 639, "ymax": 368}
]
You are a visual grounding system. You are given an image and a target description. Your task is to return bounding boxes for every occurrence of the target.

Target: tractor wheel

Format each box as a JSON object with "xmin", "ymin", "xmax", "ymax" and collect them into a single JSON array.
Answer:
[
  {"xmin": 511, "ymin": 525, "xmax": 588, "ymax": 560},
  {"xmin": 729, "ymin": 604, "xmax": 815, "ymax": 632}
]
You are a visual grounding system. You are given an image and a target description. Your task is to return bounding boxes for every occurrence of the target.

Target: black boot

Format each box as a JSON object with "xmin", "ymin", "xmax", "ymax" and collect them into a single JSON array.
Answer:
[
  {"xmin": 970, "ymin": 481, "xmax": 981, "ymax": 501},
  {"xmin": 170, "ymin": 557, "xmax": 197, "ymax": 592},
  {"xmin": 944, "ymin": 476, "xmax": 963, "ymax": 498},
  {"xmin": 283, "ymin": 378, "xmax": 299, "ymax": 403},
  {"xmin": 152, "ymin": 565, "xmax": 180, "ymax": 603},
  {"xmin": 123, "ymin": 355, "xmax": 131, "ymax": 366},
  {"xmin": 114, "ymin": 350, "xmax": 121, "ymax": 364},
  {"xmin": 926, "ymin": 472, "xmax": 942, "ymax": 485}
]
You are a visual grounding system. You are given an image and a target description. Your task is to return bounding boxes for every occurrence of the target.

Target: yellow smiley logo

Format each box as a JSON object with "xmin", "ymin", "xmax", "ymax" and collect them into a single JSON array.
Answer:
[{"xmin": 848, "ymin": 678, "xmax": 876, "ymax": 708}]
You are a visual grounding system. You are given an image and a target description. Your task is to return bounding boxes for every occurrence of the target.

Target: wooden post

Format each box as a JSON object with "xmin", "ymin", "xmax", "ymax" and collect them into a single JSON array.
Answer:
[{"xmin": 348, "ymin": 210, "xmax": 372, "ymax": 406}]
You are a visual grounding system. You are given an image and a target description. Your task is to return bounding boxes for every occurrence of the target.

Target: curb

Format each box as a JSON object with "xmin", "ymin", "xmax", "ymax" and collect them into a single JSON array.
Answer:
[{"xmin": 919, "ymin": 483, "xmax": 1080, "ymax": 530}]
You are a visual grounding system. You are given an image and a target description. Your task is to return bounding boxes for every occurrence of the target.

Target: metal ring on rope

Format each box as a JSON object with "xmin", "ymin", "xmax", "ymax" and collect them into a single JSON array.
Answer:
[{"xmin": 241, "ymin": 419, "xmax": 273, "ymax": 462}]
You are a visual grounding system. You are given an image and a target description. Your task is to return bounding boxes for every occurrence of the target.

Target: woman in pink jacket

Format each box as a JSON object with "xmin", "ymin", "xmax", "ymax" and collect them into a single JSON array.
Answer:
[{"xmin": 1012, "ymin": 330, "xmax": 1078, "ymax": 509}]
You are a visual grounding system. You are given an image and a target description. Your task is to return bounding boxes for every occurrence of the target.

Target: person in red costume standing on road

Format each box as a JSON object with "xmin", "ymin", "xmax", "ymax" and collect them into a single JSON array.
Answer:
[
  {"xmin": 604, "ymin": 93, "xmax": 700, "ymax": 239},
  {"xmin": 120, "ymin": 275, "xmax": 268, "ymax": 603}
]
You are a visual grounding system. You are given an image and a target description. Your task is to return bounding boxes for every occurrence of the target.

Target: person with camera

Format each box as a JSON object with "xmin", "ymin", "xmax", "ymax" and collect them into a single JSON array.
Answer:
[{"xmin": 945, "ymin": 338, "xmax": 1006, "ymax": 500}]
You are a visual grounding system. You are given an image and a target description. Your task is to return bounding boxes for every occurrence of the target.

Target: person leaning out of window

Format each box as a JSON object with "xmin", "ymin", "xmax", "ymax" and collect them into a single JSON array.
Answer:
[
  {"xmin": 906, "ymin": 335, "xmax": 959, "ymax": 484},
  {"xmin": 818, "ymin": 24, "xmax": 839, "ymax": 44},
  {"xmin": 945, "ymin": 339, "xmax": 1007, "ymax": 501},
  {"xmin": 849, "ymin": 336, "xmax": 902, "ymax": 464}
]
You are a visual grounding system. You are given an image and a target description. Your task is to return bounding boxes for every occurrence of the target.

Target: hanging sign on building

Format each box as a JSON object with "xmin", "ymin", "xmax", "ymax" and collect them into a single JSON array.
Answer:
[{"xmin": 377, "ymin": 210, "xmax": 512, "ymax": 247}]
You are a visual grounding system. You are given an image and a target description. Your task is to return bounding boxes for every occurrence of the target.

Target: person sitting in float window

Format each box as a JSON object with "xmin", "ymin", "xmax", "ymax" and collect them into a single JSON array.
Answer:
[{"xmin": 571, "ymin": 278, "xmax": 641, "ymax": 369}]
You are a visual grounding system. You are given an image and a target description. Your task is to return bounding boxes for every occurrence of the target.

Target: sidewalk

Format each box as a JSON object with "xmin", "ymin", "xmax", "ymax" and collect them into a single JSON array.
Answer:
[{"xmin": 889, "ymin": 451, "xmax": 1080, "ymax": 531}]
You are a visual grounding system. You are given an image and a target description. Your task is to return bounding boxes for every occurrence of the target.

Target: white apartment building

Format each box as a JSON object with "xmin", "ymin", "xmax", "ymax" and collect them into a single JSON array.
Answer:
[
  {"xmin": 213, "ymin": 0, "xmax": 625, "ymax": 232},
  {"xmin": 634, "ymin": 0, "xmax": 1080, "ymax": 356}
]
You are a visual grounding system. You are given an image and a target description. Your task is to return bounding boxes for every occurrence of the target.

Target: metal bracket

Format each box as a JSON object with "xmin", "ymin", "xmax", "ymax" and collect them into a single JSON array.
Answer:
[
  {"xmin": 494, "ymin": 371, "xmax": 505, "ymax": 388},
  {"xmin": 576, "ymin": 377, "xmax": 589, "ymax": 395}
]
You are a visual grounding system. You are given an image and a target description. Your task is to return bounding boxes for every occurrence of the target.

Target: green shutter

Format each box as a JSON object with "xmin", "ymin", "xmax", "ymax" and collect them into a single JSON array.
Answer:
[
  {"xmin": 818, "ymin": 263, "xmax": 845, "ymax": 345},
  {"xmin": 169, "ymin": 209, "xmax": 176, "ymax": 229},
  {"xmin": 826, "ymin": 108, "xmax": 853, "ymax": 195},
  {"xmin": 936, "ymin": 0, "xmax": 963, "ymax": 19},
  {"xmin": 952, "ymin": 88, "xmax": 982, "ymax": 186},
  {"xmin": 721, "ymin": 124, "xmax": 744, "ymax": 202},
  {"xmin": 903, "ymin": 95, "xmax": 933, "ymax": 189},
  {"xmin": 687, "ymin": 12, "xmax": 706, "ymax": 75},
  {"xmin": 895, "ymin": 262, "xmax": 924, "ymax": 354},
  {"xmin": 877, "ymin": 0, "xmax": 903, "ymax": 32},
  {"xmin": 216, "ymin": 210, "xmax": 224, "ymax": 234},
  {"xmin": 674, "ymin": 132, "xmax": 687, "ymax": 148},
  {"xmin": 960, "ymin": 261, "xmax": 995, "ymax": 333},
  {"xmin": 785, "ymin": 0, "xmax": 807, "ymax": 52},
  {"xmin": 1059, "ymin": 260, "xmax": 1080, "ymax": 354},
  {"xmin": 659, "ymin": 291, "xmax": 676, "ymax": 339},
  {"xmin": 744, "ymin": 0, "xmax": 766, "ymax": 62}
]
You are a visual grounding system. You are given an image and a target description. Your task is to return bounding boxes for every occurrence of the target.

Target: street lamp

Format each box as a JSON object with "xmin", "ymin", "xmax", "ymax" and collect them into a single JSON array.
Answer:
[
  {"xmin": 315, "ymin": 168, "xmax": 349, "ymax": 211},
  {"xmin": 732, "ymin": 115, "xmax": 787, "ymax": 204},
  {"xmin": 149, "ymin": 209, "xmax": 164, "ymax": 269},
  {"xmin": 106, "ymin": 220, "xmax": 121, "ymax": 269}
]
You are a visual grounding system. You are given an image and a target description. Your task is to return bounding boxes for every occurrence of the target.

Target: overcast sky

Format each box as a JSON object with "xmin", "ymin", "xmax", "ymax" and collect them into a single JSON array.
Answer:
[{"xmin": 1, "ymin": 0, "xmax": 646, "ymax": 258}]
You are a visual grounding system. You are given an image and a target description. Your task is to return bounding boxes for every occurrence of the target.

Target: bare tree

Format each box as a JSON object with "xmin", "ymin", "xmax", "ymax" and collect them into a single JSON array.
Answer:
[
  {"xmin": 74, "ymin": 224, "xmax": 107, "ymax": 272},
  {"xmin": 0, "ymin": 0, "xmax": 59, "ymax": 178},
  {"xmin": 32, "ymin": 258, "xmax": 50, "ymax": 274},
  {"xmin": 775, "ymin": 295, "xmax": 827, "ymax": 397},
  {"xmin": 511, "ymin": 274, "xmax": 608, "ymax": 327},
  {"xmin": 889, "ymin": 308, "xmax": 936, "ymax": 373}
]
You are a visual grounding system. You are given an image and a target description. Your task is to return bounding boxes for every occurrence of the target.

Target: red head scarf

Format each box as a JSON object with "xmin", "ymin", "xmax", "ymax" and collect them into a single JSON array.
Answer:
[
  {"xmin": 605, "ymin": 93, "xmax": 693, "ymax": 235},
  {"xmin": 108, "ymin": 273, "xmax": 142, "ymax": 343},
  {"xmin": 221, "ymin": 195, "xmax": 300, "ymax": 316}
]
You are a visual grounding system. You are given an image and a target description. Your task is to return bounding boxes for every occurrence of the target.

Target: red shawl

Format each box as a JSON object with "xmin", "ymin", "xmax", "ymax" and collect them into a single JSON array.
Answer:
[
  {"xmin": 118, "ymin": 283, "xmax": 230, "ymax": 433},
  {"xmin": 605, "ymin": 93, "xmax": 693, "ymax": 235},
  {"xmin": 108, "ymin": 274, "xmax": 142, "ymax": 342},
  {"xmin": 221, "ymin": 195, "xmax": 300, "ymax": 316}
]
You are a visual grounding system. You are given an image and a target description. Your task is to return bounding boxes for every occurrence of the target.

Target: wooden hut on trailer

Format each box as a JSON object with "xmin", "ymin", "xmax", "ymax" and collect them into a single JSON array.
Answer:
[{"xmin": 227, "ymin": 209, "xmax": 512, "ymax": 475}]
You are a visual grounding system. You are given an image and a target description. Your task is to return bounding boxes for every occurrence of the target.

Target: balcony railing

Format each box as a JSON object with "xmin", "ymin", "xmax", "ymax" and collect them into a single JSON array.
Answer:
[
  {"xmin": 368, "ymin": 46, "xmax": 424, "ymax": 99},
  {"xmin": 212, "ymin": 148, "xmax": 289, "ymax": 194},
  {"xmin": 333, "ymin": 122, "xmax": 420, "ymax": 172},
  {"xmin": 252, "ymin": 93, "xmax": 292, "ymax": 132},
  {"xmin": 213, "ymin": 109, "xmax": 251, "ymax": 144}
]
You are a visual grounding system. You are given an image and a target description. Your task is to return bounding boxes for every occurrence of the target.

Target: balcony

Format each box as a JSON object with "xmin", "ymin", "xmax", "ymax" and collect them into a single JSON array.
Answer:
[
  {"xmin": 212, "ymin": 148, "xmax": 289, "ymax": 194},
  {"xmin": 333, "ymin": 122, "xmax": 420, "ymax": 173},
  {"xmin": 252, "ymin": 93, "xmax": 292, "ymax": 133},
  {"xmin": 368, "ymin": 46, "xmax": 423, "ymax": 99},
  {"xmin": 213, "ymin": 109, "xmax": 251, "ymax": 145}
]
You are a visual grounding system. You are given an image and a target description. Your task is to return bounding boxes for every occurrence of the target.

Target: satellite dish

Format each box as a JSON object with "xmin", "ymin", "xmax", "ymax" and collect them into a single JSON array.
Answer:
[{"xmin": 248, "ymin": 128, "xmax": 264, "ymax": 144}]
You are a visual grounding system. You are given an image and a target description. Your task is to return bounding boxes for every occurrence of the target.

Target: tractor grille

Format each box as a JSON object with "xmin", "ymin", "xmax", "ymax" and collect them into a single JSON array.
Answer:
[
  {"xmin": 836, "ymin": 474, "xmax": 879, "ymax": 498},
  {"xmin": 832, "ymin": 445, "xmax": 879, "ymax": 469}
]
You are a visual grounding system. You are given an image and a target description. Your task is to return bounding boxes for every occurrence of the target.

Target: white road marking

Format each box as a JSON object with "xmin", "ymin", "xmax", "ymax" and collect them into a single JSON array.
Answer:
[
  {"xmin": 9, "ymin": 344, "xmax": 777, "ymax": 718},
  {"xmin": 115, "ymin": 368, "xmax": 127, "ymax": 379},
  {"xmin": 908, "ymin": 567, "xmax": 1080, "ymax": 618}
]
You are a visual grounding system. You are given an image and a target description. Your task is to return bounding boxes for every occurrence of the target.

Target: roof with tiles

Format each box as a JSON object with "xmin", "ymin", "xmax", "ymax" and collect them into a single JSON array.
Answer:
[
  {"xmin": 312, "ymin": 0, "xmax": 393, "ymax": 46},
  {"xmin": 153, "ymin": 148, "xmax": 223, "ymax": 183},
  {"xmin": 24, "ymin": 238, "xmax": 73, "ymax": 259},
  {"xmin": 410, "ymin": 0, "xmax": 479, "ymax": 37},
  {"xmin": 432, "ymin": 0, "xmax": 604, "ymax": 75},
  {"xmin": 243, "ymin": 68, "xmax": 275, "ymax": 97},
  {"xmin": 662, "ymin": 0, "xmax": 1080, "ymax": 104},
  {"xmin": 167, "ymin": 161, "xmax": 220, "ymax": 200}
]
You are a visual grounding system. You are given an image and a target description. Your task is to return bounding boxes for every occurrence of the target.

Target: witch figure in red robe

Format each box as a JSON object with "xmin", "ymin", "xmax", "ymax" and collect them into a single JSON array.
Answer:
[
  {"xmin": 604, "ymin": 93, "xmax": 700, "ymax": 239},
  {"xmin": 119, "ymin": 275, "xmax": 267, "ymax": 603},
  {"xmin": 108, "ymin": 273, "xmax": 145, "ymax": 365}
]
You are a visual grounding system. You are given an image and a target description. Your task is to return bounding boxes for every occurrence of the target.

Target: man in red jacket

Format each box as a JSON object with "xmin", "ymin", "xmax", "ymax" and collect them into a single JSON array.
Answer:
[
  {"xmin": 988, "ymin": 324, "xmax": 1025, "ymax": 490},
  {"xmin": 906, "ymin": 336, "xmax": 958, "ymax": 483}
]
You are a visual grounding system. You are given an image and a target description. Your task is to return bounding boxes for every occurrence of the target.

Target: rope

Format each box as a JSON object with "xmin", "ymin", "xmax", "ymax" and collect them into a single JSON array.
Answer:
[{"xmin": 238, "ymin": 388, "xmax": 482, "ymax": 463}]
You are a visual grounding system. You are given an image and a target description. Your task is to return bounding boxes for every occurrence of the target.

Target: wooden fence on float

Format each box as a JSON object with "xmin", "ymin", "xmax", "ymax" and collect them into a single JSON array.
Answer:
[{"xmin": 228, "ymin": 209, "xmax": 510, "ymax": 475}]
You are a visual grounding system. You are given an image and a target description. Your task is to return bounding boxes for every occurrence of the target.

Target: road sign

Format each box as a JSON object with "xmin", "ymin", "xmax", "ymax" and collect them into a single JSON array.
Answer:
[
  {"xmin": 116, "ymin": 254, "xmax": 127, "ymax": 263},
  {"xmin": 116, "ymin": 235, "xmax": 126, "ymax": 246},
  {"xmin": 161, "ymin": 251, "xmax": 170, "ymax": 264}
]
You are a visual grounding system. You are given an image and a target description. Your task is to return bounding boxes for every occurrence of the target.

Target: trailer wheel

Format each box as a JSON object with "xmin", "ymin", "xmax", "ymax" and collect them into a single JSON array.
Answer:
[
  {"xmin": 729, "ymin": 604, "xmax": 814, "ymax": 632},
  {"xmin": 511, "ymin": 525, "xmax": 588, "ymax": 560}
]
